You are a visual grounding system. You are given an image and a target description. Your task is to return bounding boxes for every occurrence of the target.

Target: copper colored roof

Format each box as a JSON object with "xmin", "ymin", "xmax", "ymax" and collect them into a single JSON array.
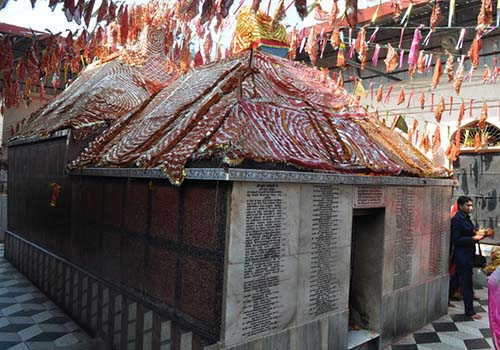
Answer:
[
  {"xmin": 69, "ymin": 50, "xmax": 448, "ymax": 184},
  {"xmin": 14, "ymin": 26, "xmax": 179, "ymax": 141}
]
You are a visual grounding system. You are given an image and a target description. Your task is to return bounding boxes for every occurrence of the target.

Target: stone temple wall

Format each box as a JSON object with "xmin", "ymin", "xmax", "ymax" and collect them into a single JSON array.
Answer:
[
  {"xmin": 217, "ymin": 182, "xmax": 452, "ymax": 350},
  {"xmin": 453, "ymin": 153, "xmax": 500, "ymax": 245},
  {"xmin": 5, "ymin": 131, "xmax": 454, "ymax": 350}
]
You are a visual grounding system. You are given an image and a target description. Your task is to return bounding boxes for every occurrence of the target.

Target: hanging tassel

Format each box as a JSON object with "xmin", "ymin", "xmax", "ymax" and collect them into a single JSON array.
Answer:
[
  {"xmin": 490, "ymin": 56, "xmax": 498, "ymax": 83},
  {"xmin": 479, "ymin": 100, "xmax": 488, "ymax": 130},
  {"xmin": 368, "ymin": 27, "xmax": 379, "ymax": 43},
  {"xmin": 319, "ymin": 28, "xmax": 327, "ymax": 59},
  {"xmin": 464, "ymin": 65, "xmax": 475, "ymax": 82},
  {"xmin": 419, "ymin": 92, "xmax": 425, "ymax": 110},
  {"xmin": 455, "ymin": 28, "xmax": 466, "ymax": 50},
  {"xmin": 337, "ymin": 73, "xmax": 344, "ymax": 87},
  {"xmin": 372, "ymin": 3, "xmax": 380, "ymax": 23},
  {"xmin": 399, "ymin": 49, "xmax": 405, "ymax": 68},
  {"xmin": 432, "ymin": 125, "xmax": 441, "ymax": 155},
  {"xmin": 369, "ymin": 81, "xmax": 375, "ymax": 100},
  {"xmin": 397, "ymin": 88, "xmax": 406, "ymax": 105},
  {"xmin": 435, "ymin": 96, "xmax": 445, "ymax": 123},
  {"xmin": 454, "ymin": 55, "xmax": 465, "ymax": 95},
  {"xmin": 423, "ymin": 30, "xmax": 432, "ymax": 46},
  {"xmin": 470, "ymin": 98, "xmax": 474, "ymax": 117},
  {"xmin": 432, "ymin": 55, "xmax": 443, "ymax": 89},
  {"xmin": 353, "ymin": 79, "xmax": 367, "ymax": 99},
  {"xmin": 483, "ymin": 65, "xmax": 491, "ymax": 84},
  {"xmin": 408, "ymin": 126, "xmax": 414, "ymax": 142},
  {"xmin": 449, "ymin": 96, "xmax": 453, "ymax": 115},
  {"xmin": 299, "ymin": 36, "xmax": 307, "ymax": 53},
  {"xmin": 390, "ymin": 115, "xmax": 399, "ymax": 130},
  {"xmin": 400, "ymin": 1, "xmax": 414, "ymax": 26},
  {"xmin": 449, "ymin": 0, "xmax": 456, "ymax": 27},
  {"xmin": 421, "ymin": 134, "xmax": 431, "ymax": 154},
  {"xmin": 431, "ymin": 92, "xmax": 435, "ymax": 111},
  {"xmin": 337, "ymin": 43, "xmax": 346, "ymax": 67},
  {"xmin": 372, "ymin": 44, "xmax": 381, "ymax": 66},
  {"xmin": 406, "ymin": 89, "xmax": 414, "ymax": 108},
  {"xmin": 376, "ymin": 83, "xmax": 383, "ymax": 102},
  {"xmin": 497, "ymin": 0, "xmax": 500, "ymax": 26},
  {"xmin": 384, "ymin": 85, "xmax": 394, "ymax": 104},
  {"xmin": 458, "ymin": 99, "xmax": 465, "ymax": 126},
  {"xmin": 348, "ymin": 40, "xmax": 355, "ymax": 59},
  {"xmin": 399, "ymin": 27, "xmax": 405, "ymax": 48},
  {"xmin": 408, "ymin": 25, "xmax": 424, "ymax": 71},
  {"xmin": 426, "ymin": 53, "xmax": 433, "ymax": 72}
]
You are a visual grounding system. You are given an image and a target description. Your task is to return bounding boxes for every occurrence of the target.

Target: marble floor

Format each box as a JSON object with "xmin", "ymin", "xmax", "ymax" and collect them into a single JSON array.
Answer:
[
  {"xmin": 390, "ymin": 286, "xmax": 493, "ymax": 350},
  {"xmin": 0, "ymin": 238, "xmax": 495, "ymax": 350},
  {"xmin": 0, "ymin": 244, "xmax": 93, "ymax": 350}
]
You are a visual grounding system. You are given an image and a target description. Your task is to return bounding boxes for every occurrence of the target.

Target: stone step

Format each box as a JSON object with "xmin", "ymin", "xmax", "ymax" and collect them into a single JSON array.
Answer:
[{"xmin": 348, "ymin": 329, "xmax": 380, "ymax": 350}]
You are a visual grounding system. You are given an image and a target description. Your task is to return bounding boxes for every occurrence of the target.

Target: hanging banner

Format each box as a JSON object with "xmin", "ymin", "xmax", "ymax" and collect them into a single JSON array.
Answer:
[{"xmin": 449, "ymin": 0, "xmax": 456, "ymax": 27}]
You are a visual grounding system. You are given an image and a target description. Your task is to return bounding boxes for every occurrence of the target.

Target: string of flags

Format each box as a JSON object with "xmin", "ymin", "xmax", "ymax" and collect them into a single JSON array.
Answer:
[
  {"xmin": 350, "ymin": 77, "xmax": 500, "ymax": 160},
  {"xmin": 289, "ymin": 0, "xmax": 500, "ymax": 162},
  {"xmin": 290, "ymin": 0, "xmax": 498, "ymax": 96}
]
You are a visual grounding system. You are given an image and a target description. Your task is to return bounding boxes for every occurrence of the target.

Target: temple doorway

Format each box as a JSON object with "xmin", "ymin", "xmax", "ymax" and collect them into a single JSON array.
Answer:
[{"xmin": 347, "ymin": 208, "xmax": 385, "ymax": 349}]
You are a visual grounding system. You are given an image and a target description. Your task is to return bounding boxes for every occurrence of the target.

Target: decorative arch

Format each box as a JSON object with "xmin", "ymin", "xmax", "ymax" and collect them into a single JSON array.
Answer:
[{"xmin": 450, "ymin": 121, "xmax": 500, "ymax": 149}]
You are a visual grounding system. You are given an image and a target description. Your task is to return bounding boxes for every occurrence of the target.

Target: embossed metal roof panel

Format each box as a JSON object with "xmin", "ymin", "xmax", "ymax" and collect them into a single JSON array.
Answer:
[{"xmin": 69, "ymin": 50, "xmax": 449, "ymax": 184}]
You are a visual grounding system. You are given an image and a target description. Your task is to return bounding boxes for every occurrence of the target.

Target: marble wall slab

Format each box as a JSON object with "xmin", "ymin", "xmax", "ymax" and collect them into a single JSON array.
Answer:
[
  {"xmin": 453, "ymin": 153, "xmax": 500, "ymax": 244},
  {"xmin": 353, "ymin": 186, "xmax": 385, "ymax": 208},
  {"xmin": 384, "ymin": 186, "xmax": 451, "ymax": 294},
  {"xmin": 224, "ymin": 183, "xmax": 352, "ymax": 348},
  {"xmin": 380, "ymin": 275, "xmax": 449, "ymax": 348},
  {"xmin": 225, "ymin": 182, "xmax": 452, "ymax": 349},
  {"xmin": 220, "ymin": 310, "xmax": 349, "ymax": 350}
]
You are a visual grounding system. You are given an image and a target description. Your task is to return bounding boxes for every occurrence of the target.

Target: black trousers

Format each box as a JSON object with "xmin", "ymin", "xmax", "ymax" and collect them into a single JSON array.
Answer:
[{"xmin": 449, "ymin": 260, "xmax": 475, "ymax": 316}]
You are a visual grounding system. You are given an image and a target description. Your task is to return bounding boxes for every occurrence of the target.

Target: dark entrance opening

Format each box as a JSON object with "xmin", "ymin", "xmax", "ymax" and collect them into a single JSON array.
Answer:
[{"xmin": 348, "ymin": 208, "xmax": 385, "ymax": 349}]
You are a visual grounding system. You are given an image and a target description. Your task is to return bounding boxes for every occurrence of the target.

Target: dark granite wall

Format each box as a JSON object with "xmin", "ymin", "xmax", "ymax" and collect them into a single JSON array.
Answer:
[
  {"xmin": 453, "ymin": 153, "xmax": 500, "ymax": 244},
  {"xmin": 7, "ymin": 137, "xmax": 228, "ymax": 348},
  {"xmin": 8, "ymin": 138, "xmax": 71, "ymax": 254},
  {"xmin": 70, "ymin": 176, "xmax": 228, "ymax": 339}
]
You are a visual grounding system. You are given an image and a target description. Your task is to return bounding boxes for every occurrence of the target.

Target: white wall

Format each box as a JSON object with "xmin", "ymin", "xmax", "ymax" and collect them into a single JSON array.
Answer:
[{"xmin": 1, "ymin": 93, "xmax": 51, "ymax": 160}]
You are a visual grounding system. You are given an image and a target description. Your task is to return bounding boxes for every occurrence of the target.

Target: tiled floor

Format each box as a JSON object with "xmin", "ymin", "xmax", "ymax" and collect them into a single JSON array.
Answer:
[
  {"xmin": 0, "ymin": 244, "xmax": 91, "ymax": 349},
  {"xmin": 0, "ymin": 238, "xmax": 495, "ymax": 350},
  {"xmin": 390, "ymin": 286, "xmax": 493, "ymax": 350}
]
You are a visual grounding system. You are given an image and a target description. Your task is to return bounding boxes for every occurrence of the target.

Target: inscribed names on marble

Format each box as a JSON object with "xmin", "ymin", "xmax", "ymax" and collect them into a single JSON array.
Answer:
[
  {"xmin": 225, "ymin": 182, "xmax": 351, "ymax": 346},
  {"xmin": 241, "ymin": 183, "xmax": 287, "ymax": 338},
  {"xmin": 428, "ymin": 187, "xmax": 448, "ymax": 277},
  {"xmin": 307, "ymin": 185, "xmax": 342, "ymax": 317},
  {"xmin": 225, "ymin": 182, "xmax": 299, "ymax": 346},
  {"xmin": 353, "ymin": 186, "xmax": 385, "ymax": 208},
  {"xmin": 393, "ymin": 187, "xmax": 416, "ymax": 290}
]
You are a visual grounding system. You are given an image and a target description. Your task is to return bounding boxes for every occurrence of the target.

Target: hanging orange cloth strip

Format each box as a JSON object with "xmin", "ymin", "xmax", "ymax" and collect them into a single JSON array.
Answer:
[
  {"xmin": 458, "ymin": 100, "xmax": 465, "ymax": 126},
  {"xmin": 406, "ymin": 89, "xmax": 414, "ymax": 108},
  {"xmin": 419, "ymin": 92, "xmax": 425, "ymax": 110},
  {"xmin": 384, "ymin": 85, "xmax": 394, "ymax": 104}
]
